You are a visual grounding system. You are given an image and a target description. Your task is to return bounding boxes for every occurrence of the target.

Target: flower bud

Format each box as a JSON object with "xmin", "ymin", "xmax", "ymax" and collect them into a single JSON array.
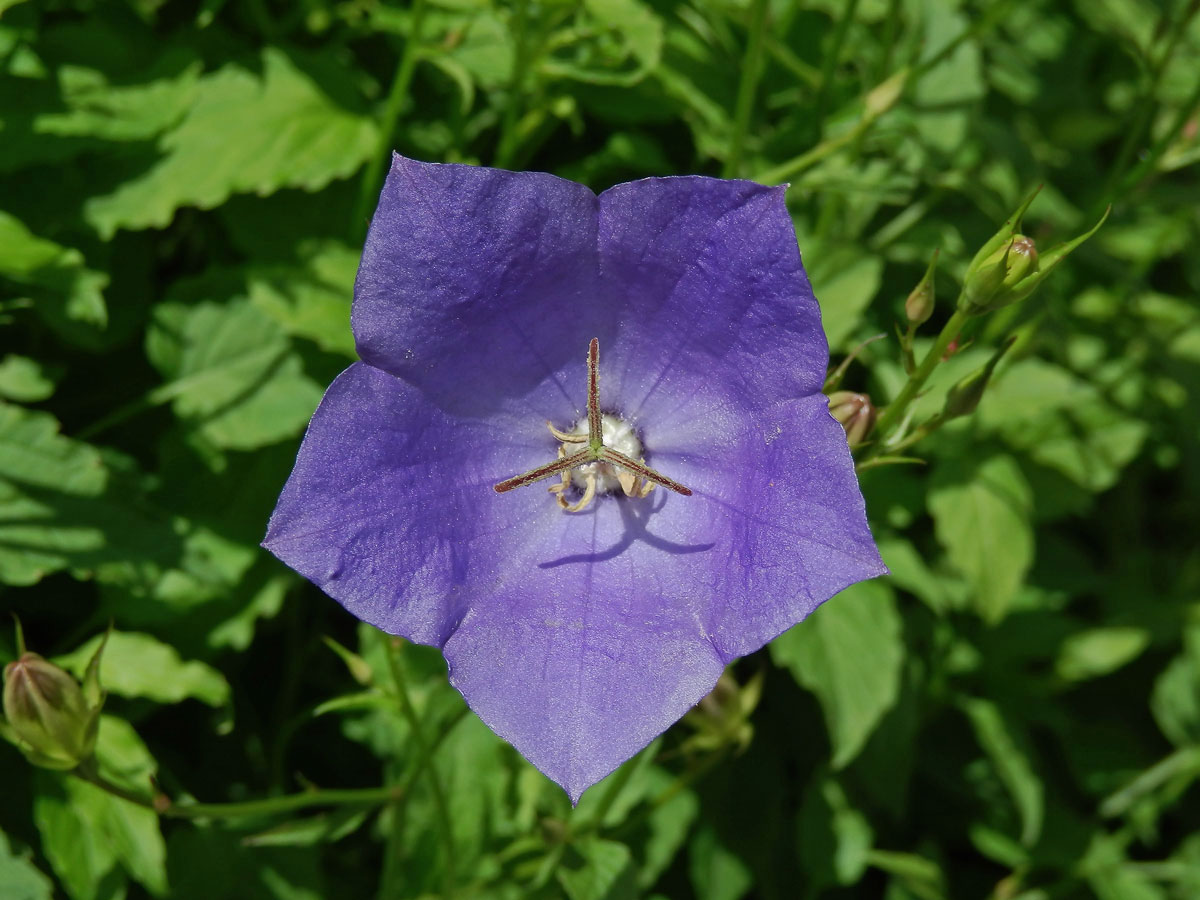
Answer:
[
  {"xmin": 3, "ymin": 652, "xmax": 101, "ymax": 769},
  {"xmin": 943, "ymin": 337, "xmax": 1016, "ymax": 420},
  {"xmin": 827, "ymin": 391, "xmax": 877, "ymax": 448},
  {"xmin": 905, "ymin": 249, "xmax": 938, "ymax": 327},
  {"xmin": 959, "ymin": 187, "xmax": 1109, "ymax": 317},
  {"xmin": 960, "ymin": 236, "xmax": 1039, "ymax": 315}
]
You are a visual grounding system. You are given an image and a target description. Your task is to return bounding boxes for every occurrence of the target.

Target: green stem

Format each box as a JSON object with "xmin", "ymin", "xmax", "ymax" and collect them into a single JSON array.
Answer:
[
  {"xmin": 810, "ymin": 0, "xmax": 860, "ymax": 134},
  {"xmin": 1105, "ymin": 74, "xmax": 1200, "ymax": 213},
  {"xmin": 494, "ymin": 0, "xmax": 531, "ymax": 169},
  {"xmin": 723, "ymin": 0, "xmax": 771, "ymax": 179},
  {"xmin": 867, "ymin": 307, "xmax": 969, "ymax": 453},
  {"xmin": 354, "ymin": 0, "xmax": 429, "ymax": 236},
  {"xmin": 384, "ymin": 639, "xmax": 458, "ymax": 898}
]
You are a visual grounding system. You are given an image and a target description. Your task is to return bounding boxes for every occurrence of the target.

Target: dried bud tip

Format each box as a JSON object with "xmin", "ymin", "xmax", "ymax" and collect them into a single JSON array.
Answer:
[{"xmin": 827, "ymin": 391, "xmax": 877, "ymax": 448}]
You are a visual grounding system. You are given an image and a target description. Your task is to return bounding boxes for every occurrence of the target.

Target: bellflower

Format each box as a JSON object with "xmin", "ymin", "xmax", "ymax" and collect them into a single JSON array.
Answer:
[{"xmin": 264, "ymin": 155, "xmax": 885, "ymax": 801}]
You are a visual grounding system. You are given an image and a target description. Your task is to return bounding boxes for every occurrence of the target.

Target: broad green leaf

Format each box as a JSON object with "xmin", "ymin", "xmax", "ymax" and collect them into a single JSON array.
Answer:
[
  {"xmin": 688, "ymin": 826, "xmax": 751, "ymax": 900},
  {"xmin": 912, "ymin": 0, "xmax": 984, "ymax": 153},
  {"xmin": 85, "ymin": 48, "xmax": 377, "ymax": 237},
  {"xmin": 0, "ymin": 355, "xmax": 56, "ymax": 402},
  {"xmin": 55, "ymin": 630, "xmax": 230, "ymax": 708},
  {"xmin": 808, "ymin": 250, "xmax": 884, "ymax": 350},
  {"xmin": 146, "ymin": 298, "xmax": 322, "ymax": 450},
  {"xmin": 0, "ymin": 830, "xmax": 54, "ymax": 900},
  {"xmin": 0, "ymin": 211, "xmax": 107, "ymax": 343},
  {"xmin": 770, "ymin": 580, "xmax": 904, "ymax": 768},
  {"xmin": 33, "ymin": 716, "xmax": 166, "ymax": 899},
  {"xmin": 1055, "ymin": 627, "xmax": 1151, "ymax": 683},
  {"xmin": 962, "ymin": 698, "xmax": 1043, "ymax": 847},
  {"xmin": 557, "ymin": 838, "xmax": 637, "ymax": 900},
  {"xmin": 0, "ymin": 402, "xmax": 177, "ymax": 586},
  {"xmin": 928, "ymin": 454, "xmax": 1033, "ymax": 623}
]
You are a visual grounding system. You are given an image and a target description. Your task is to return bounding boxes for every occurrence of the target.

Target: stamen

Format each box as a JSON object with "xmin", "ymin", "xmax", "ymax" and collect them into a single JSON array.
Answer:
[
  {"xmin": 600, "ymin": 447, "xmax": 693, "ymax": 496},
  {"xmin": 586, "ymin": 338, "xmax": 602, "ymax": 451},
  {"xmin": 557, "ymin": 471, "xmax": 597, "ymax": 512},
  {"xmin": 547, "ymin": 421, "xmax": 587, "ymax": 443},
  {"xmin": 494, "ymin": 448, "xmax": 590, "ymax": 493}
]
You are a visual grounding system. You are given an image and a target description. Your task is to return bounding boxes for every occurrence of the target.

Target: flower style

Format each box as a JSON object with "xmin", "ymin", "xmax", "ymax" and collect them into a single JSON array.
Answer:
[{"xmin": 263, "ymin": 155, "xmax": 885, "ymax": 801}]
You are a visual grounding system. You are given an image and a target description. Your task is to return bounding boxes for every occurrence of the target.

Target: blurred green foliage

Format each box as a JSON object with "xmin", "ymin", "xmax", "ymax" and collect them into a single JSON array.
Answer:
[{"xmin": 2, "ymin": 0, "xmax": 1199, "ymax": 898}]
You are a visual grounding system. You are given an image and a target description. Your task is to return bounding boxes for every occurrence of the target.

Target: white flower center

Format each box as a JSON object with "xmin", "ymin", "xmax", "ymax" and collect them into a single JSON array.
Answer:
[{"xmin": 563, "ymin": 414, "xmax": 643, "ymax": 493}]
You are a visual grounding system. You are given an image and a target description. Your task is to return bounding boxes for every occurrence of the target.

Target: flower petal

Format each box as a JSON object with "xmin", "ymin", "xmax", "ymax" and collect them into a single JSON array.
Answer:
[{"xmin": 352, "ymin": 155, "xmax": 608, "ymax": 414}]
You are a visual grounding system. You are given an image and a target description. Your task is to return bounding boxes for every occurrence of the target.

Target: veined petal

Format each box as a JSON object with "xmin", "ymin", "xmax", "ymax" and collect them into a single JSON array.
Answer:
[{"xmin": 352, "ymin": 155, "xmax": 607, "ymax": 414}]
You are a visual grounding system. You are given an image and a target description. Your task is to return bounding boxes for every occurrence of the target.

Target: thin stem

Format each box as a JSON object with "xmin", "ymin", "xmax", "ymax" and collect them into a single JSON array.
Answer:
[
  {"xmin": 494, "ymin": 0, "xmax": 531, "ymax": 168},
  {"xmin": 867, "ymin": 307, "xmax": 969, "ymax": 454},
  {"xmin": 354, "ymin": 0, "xmax": 429, "ymax": 235},
  {"xmin": 723, "ymin": 0, "xmax": 770, "ymax": 178},
  {"xmin": 384, "ymin": 639, "xmax": 457, "ymax": 899},
  {"xmin": 810, "ymin": 0, "xmax": 860, "ymax": 133},
  {"xmin": 1105, "ymin": 74, "xmax": 1200, "ymax": 213}
]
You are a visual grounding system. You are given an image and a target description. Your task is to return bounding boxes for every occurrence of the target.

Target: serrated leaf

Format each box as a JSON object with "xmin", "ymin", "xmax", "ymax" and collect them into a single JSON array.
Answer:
[
  {"xmin": 928, "ymin": 454, "xmax": 1033, "ymax": 623},
  {"xmin": 0, "ymin": 402, "xmax": 178, "ymax": 586},
  {"xmin": 770, "ymin": 580, "xmax": 904, "ymax": 768},
  {"xmin": 247, "ymin": 242, "xmax": 358, "ymax": 358},
  {"xmin": 0, "ymin": 211, "xmax": 107, "ymax": 343},
  {"xmin": 33, "ymin": 717, "xmax": 166, "ymax": 900},
  {"xmin": 85, "ymin": 48, "xmax": 377, "ymax": 237},
  {"xmin": 557, "ymin": 837, "xmax": 637, "ymax": 900},
  {"xmin": 55, "ymin": 630, "xmax": 230, "ymax": 708},
  {"xmin": 146, "ymin": 298, "xmax": 322, "ymax": 450}
]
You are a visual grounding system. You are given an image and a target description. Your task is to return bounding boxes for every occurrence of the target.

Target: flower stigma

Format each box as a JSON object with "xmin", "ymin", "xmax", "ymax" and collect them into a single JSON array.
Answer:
[{"xmin": 493, "ymin": 338, "xmax": 693, "ymax": 511}]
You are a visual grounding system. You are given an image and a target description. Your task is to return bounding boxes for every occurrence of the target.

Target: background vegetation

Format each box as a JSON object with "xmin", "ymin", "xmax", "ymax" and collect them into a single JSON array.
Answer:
[{"xmin": 2, "ymin": 0, "xmax": 1199, "ymax": 897}]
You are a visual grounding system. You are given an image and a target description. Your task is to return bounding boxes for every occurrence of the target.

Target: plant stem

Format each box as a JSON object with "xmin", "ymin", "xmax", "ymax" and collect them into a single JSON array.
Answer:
[
  {"xmin": 384, "ymin": 639, "xmax": 458, "ymax": 898},
  {"xmin": 723, "ymin": 0, "xmax": 770, "ymax": 178},
  {"xmin": 354, "ymin": 0, "xmax": 429, "ymax": 236},
  {"xmin": 494, "ymin": 0, "xmax": 531, "ymax": 168},
  {"xmin": 867, "ymin": 307, "xmax": 969, "ymax": 453},
  {"xmin": 810, "ymin": 0, "xmax": 860, "ymax": 133}
]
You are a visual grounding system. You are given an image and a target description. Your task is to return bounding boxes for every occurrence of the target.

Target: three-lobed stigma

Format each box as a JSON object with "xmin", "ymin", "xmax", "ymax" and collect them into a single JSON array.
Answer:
[{"xmin": 493, "ymin": 338, "xmax": 693, "ymax": 511}]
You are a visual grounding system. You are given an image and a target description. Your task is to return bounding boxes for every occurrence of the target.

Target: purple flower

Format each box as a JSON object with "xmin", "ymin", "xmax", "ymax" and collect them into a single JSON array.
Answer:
[{"xmin": 264, "ymin": 155, "xmax": 885, "ymax": 801}]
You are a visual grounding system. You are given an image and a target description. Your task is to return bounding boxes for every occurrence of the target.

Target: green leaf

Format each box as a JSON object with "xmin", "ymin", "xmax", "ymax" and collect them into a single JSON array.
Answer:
[
  {"xmin": 928, "ymin": 454, "xmax": 1034, "ymax": 623},
  {"xmin": 0, "ymin": 402, "xmax": 178, "ymax": 586},
  {"xmin": 242, "ymin": 808, "xmax": 370, "ymax": 848},
  {"xmin": 688, "ymin": 826, "xmax": 751, "ymax": 900},
  {"xmin": 962, "ymin": 698, "xmax": 1044, "ymax": 847},
  {"xmin": 808, "ymin": 250, "xmax": 884, "ymax": 350},
  {"xmin": 798, "ymin": 774, "xmax": 874, "ymax": 890},
  {"xmin": 0, "ymin": 355, "xmax": 57, "ymax": 403},
  {"xmin": 0, "ymin": 211, "xmax": 107, "ymax": 344},
  {"xmin": 146, "ymin": 298, "xmax": 323, "ymax": 450},
  {"xmin": 33, "ymin": 716, "xmax": 166, "ymax": 899},
  {"xmin": 55, "ymin": 630, "xmax": 230, "ymax": 708},
  {"xmin": 166, "ymin": 827, "xmax": 325, "ymax": 900},
  {"xmin": 770, "ymin": 580, "xmax": 904, "ymax": 768},
  {"xmin": 637, "ymin": 767, "xmax": 699, "ymax": 890},
  {"xmin": 557, "ymin": 838, "xmax": 637, "ymax": 900},
  {"xmin": 0, "ymin": 830, "xmax": 54, "ymax": 900},
  {"xmin": 1151, "ymin": 625, "xmax": 1200, "ymax": 748},
  {"xmin": 247, "ymin": 242, "xmax": 359, "ymax": 358},
  {"xmin": 1055, "ymin": 626, "xmax": 1151, "ymax": 683},
  {"xmin": 85, "ymin": 48, "xmax": 377, "ymax": 237},
  {"xmin": 866, "ymin": 850, "xmax": 946, "ymax": 900}
]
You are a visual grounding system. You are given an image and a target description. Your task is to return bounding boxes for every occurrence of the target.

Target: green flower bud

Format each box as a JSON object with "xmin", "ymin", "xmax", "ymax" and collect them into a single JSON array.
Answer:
[
  {"xmin": 943, "ymin": 337, "xmax": 1017, "ymax": 420},
  {"xmin": 905, "ymin": 249, "xmax": 939, "ymax": 327},
  {"xmin": 827, "ymin": 391, "xmax": 877, "ymax": 448},
  {"xmin": 959, "ymin": 186, "xmax": 1109, "ymax": 317},
  {"xmin": 960, "ymin": 236, "xmax": 1039, "ymax": 315},
  {"xmin": 2, "ymin": 623, "xmax": 107, "ymax": 770}
]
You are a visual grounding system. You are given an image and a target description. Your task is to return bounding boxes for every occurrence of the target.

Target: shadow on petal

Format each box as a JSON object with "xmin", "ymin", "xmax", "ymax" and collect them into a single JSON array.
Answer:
[{"xmin": 537, "ymin": 491, "xmax": 715, "ymax": 569}]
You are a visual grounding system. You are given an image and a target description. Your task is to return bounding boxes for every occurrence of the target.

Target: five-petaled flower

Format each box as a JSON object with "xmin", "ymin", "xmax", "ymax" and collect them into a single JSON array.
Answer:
[{"xmin": 263, "ymin": 155, "xmax": 885, "ymax": 801}]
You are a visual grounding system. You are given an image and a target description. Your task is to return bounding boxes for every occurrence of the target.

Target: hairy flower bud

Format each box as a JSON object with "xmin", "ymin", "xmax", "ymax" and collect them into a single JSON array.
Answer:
[
  {"xmin": 4, "ymin": 653, "xmax": 99, "ymax": 769},
  {"xmin": 827, "ymin": 391, "xmax": 877, "ymax": 448},
  {"xmin": 905, "ymin": 249, "xmax": 938, "ymax": 327},
  {"xmin": 943, "ymin": 337, "xmax": 1016, "ymax": 420},
  {"xmin": 2, "ymin": 624, "xmax": 107, "ymax": 770}
]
